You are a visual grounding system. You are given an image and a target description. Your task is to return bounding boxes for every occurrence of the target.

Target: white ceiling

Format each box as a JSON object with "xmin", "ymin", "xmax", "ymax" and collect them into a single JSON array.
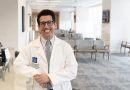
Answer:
[{"xmin": 27, "ymin": 0, "xmax": 102, "ymax": 12}]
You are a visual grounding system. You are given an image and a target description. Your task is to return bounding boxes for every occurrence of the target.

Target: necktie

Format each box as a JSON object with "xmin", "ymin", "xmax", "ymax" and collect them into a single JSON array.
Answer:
[
  {"xmin": 45, "ymin": 40, "xmax": 52, "ymax": 73},
  {"xmin": 45, "ymin": 40, "xmax": 53, "ymax": 90}
]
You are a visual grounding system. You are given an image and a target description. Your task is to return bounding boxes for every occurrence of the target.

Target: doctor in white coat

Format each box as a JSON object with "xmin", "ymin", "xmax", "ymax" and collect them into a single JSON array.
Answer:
[{"xmin": 14, "ymin": 9, "xmax": 78, "ymax": 90}]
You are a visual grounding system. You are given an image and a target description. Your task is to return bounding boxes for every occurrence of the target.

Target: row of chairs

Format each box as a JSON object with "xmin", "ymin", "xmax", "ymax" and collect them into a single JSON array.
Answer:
[
  {"xmin": 120, "ymin": 41, "xmax": 130, "ymax": 54},
  {"xmin": 65, "ymin": 39, "xmax": 110, "ymax": 60},
  {"xmin": 58, "ymin": 33, "xmax": 83, "ymax": 40},
  {"xmin": 56, "ymin": 32, "xmax": 83, "ymax": 40}
]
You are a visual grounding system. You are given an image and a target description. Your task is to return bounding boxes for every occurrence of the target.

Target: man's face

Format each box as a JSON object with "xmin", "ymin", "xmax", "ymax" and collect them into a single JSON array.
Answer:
[{"xmin": 38, "ymin": 15, "xmax": 55, "ymax": 40}]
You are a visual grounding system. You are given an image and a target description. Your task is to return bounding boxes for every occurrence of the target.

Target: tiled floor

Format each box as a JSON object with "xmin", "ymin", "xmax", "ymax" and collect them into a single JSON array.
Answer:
[
  {"xmin": 72, "ymin": 53, "xmax": 130, "ymax": 90},
  {"xmin": 1, "ymin": 53, "xmax": 130, "ymax": 90}
]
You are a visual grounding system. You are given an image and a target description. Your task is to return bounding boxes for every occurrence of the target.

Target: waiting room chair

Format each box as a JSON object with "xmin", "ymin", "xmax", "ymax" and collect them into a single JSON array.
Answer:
[
  {"xmin": 94, "ymin": 40, "xmax": 109, "ymax": 60},
  {"xmin": 120, "ymin": 41, "xmax": 127, "ymax": 54},
  {"xmin": 75, "ymin": 40, "xmax": 96, "ymax": 60},
  {"xmin": 125, "ymin": 42, "xmax": 130, "ymax": 54},
  {"xmin": 65, "ymin": 40, "xmax": 77, "ymax": 53}
]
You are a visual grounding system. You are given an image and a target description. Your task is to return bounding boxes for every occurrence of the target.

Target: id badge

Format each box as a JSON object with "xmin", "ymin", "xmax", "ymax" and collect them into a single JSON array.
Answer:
[
  {"xmin": 32, "ymin": 57, "xmax": 39, "ymax": 69},
  {"xmin": 32, "ymin": 57, "xmax": 37, "ymax": 63}
]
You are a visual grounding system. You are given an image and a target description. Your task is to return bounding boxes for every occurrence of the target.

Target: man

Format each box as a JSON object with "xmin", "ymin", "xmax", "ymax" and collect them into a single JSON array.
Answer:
[{"xmin": 14, "ymin": 9, "xmax": 78, "ymax": 90}]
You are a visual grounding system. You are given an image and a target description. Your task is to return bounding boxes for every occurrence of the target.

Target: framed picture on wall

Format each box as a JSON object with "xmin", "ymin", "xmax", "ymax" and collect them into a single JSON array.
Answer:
[
  {"xmin": 22, "ymin": 6, "xmax": 25, "ymax": 32},
  {"xmin": 102, "ymin": 10, "xmax": 110, "ymax": 23}
]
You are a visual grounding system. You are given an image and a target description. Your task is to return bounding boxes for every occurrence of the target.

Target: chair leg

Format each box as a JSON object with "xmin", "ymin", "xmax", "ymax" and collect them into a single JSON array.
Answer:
[
  {"xmin": 124, "ymin": 47, "xmax": 126, "ymax": 54},
  {"xmin": 95, "ymin": 53, "xmax": 96, "ymax": 61},
  {"xmin": 103, "ymin": 53, "xmax": 105, "ymax": 58},
  {"xmin": 120, "ymin": 46, "xmax": 122, "ymax": 53},
  {"xmin": 91, "ymin": 52, "xmax": 93, "ymax": 59},
  {"xmin": 129, "ymin": 49, "xmax": 130, "ymax": 55}
]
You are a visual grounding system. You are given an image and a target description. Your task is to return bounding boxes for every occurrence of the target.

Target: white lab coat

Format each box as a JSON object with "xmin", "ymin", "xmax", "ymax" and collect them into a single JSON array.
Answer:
[{"xmin": 14, "ymin": 36, "xmax": 78, "ymax": 90}]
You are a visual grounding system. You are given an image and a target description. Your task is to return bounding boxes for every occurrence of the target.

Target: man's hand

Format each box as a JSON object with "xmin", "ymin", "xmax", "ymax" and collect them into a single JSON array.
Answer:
[{"xmin": 33, "ymin": 73, "xmax": 50, "ymax": 87}]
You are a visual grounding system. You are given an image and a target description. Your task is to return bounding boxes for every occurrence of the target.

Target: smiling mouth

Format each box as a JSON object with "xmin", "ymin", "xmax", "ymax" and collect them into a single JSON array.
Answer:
[{"xmin": 44, "ymin": 29, "xmax": 50, "ymax": 33}]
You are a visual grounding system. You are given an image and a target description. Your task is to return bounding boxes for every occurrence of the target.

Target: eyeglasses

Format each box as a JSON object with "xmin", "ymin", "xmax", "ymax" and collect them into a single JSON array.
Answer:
[{"xmin": 40, "ymin": 21, "xmax": 54, "ymax": 27}]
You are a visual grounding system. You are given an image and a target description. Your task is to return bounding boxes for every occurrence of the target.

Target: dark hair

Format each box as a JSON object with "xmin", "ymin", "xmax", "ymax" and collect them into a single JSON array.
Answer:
[{"xmin": 37, "ymin": 9, "xmax": 55, "ymax": 25}]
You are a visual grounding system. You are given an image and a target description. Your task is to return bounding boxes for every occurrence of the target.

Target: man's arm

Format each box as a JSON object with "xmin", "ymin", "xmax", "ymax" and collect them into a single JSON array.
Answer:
[
  {"xmin": 14, "ymin": 47, "xmax": 40, "ymax": 77},
  {"xmin": 33, "ymin": 73, "xmax": 50, "ymax": 87},
  {"xmin": 33, "ymin": 45, "xmax": 78, "ymax": 87}
]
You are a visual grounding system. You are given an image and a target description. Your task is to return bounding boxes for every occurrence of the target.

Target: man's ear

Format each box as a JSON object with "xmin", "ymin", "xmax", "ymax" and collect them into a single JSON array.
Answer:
[
  {"xmin": 37, "ymin": 24, "xmax": 40, "ymax": 29},
  {"xmin": 37, "ymin": 24, "xmax": 40, "ymax": 28},
  {"xmin": 37, "ymin": 25, "xmax": 41, "ymax": 33}
]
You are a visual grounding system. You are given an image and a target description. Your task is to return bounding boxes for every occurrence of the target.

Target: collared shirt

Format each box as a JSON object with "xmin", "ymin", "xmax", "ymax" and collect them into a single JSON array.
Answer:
[{"xmin": 40, "ymin": 35, "xmax": 55, "ymax": 52}]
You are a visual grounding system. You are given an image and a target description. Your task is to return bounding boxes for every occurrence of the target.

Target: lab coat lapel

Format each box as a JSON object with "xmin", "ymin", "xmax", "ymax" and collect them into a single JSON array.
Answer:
[
  {"xmin": 49, "ymin": 37, "xmax": 61, "ymax": 69},
  {"xmin": 33, "ymin": 37, "xmax": 47, "ymax": 63},
  {"xmin": 38, "ymin": 46, "xmax": 47, "ymax": 63},
  {"xmin": 34, "ymin": 36, "xmax": 61, "ymax": 71}
]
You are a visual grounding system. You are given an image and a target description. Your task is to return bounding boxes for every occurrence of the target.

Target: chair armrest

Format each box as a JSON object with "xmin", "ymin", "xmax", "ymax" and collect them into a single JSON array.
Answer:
[
  {"xmin": 74, "ymin": 45, "xmax": 77, "ymax": 50},
  {"xmin": 104, "ymin": 45, "xmax": 109, "ymax": 49}
]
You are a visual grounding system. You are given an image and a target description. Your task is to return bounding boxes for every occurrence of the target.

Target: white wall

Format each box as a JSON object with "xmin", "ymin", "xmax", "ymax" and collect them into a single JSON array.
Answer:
[
  {"xmin": 59, "ymin": 11, "xmax": 71, "ymax": 30},
  {"xmin": 76, "ymin": 6, "xmax": 102, "ymax": 39},
  {"xmin": 0, "ymin": 0, "xmax": 18, "ymax": 50},
  {"xmin": 18, "ymin": 0, "xmax": 33, "ymax": 50},
  {"xmin": 76, "ymin": 7, "xmax": 89, "ymax": 38},
  {"xmin": 0, "ymin": 0, "xmax": 32, "ymax": 51},
  {"xmin": 110, "ymin": 0, "xmax": 130, "ymax": 53}
]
